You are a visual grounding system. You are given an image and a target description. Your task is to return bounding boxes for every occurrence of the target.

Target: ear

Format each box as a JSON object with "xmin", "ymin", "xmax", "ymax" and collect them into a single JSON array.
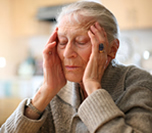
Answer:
[{"xmin": 108, "ymin": 39, "xmax": 119, "ymax": 59}]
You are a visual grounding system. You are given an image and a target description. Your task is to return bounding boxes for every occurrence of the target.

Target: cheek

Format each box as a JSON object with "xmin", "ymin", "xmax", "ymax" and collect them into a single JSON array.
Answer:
[
  {"xmin": 80, "ymin": 46, "xmax": 92, "ymax": 65},
  {"xmin": 84, "ymin": 45, "xmax": 92, "ymax": 60}
]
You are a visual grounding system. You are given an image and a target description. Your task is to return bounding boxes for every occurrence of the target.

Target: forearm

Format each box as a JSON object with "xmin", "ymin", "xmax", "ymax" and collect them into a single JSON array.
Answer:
[
  {"xmin": 1, "ymin": 99, "xmax": 48, "ymax": 133},
  {"xmin": 25, "ymin": 84, "xmax": 54, "ymax": 120},
  {"xmin": 78, "ymin": 89, "xmax": 124, "ymax": 132},
  {"xmin": 78, "ymin": 89, "xmax": 152, "ymax": 133}
]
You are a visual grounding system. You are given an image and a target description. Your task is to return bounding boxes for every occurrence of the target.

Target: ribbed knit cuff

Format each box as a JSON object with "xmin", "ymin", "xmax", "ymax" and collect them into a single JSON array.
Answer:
[
  {"xmin": 4, "ymin": 98, "xmax": 48, "ymax": 133},
  {"xmin": 78, "ymin": 89, "xmax": 124, "ymax": 133}
]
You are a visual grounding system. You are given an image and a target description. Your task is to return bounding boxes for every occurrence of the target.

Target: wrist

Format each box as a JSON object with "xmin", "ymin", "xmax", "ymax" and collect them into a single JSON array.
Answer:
[
  {"xmin": 32, "ymin": 85, "xmax": 54, "ymax": 112},
  {"xmin": 26, "ymin": 98, "xmax": 43, "ymax": 115},
  {"xmin": 84, "ymin": 81, "xmax": 101, "ymax": 95},
  {"xmin": 25, "ymin": 106, "xmax": 41, "ymax": 120}
]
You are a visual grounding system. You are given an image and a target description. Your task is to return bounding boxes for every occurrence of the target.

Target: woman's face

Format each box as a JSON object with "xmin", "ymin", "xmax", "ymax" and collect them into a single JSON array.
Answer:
[{"xmin": 57, "ymin": 16, "xmax": 92, "ymax": 83}]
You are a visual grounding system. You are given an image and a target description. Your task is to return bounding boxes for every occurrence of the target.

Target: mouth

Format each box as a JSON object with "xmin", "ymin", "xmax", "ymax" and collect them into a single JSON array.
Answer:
[{"xmin": 65, "ymin": 65, "xmax": 80, "ymax": 71}]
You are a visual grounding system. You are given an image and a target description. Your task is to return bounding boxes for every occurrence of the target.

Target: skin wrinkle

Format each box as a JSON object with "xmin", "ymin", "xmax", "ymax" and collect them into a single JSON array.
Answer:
[
  {"xmin": 64, "ymin": 13, "xmax": 96, "ymax": 31},
  {"xmin": 64, "ymin": 13, "xmax": 114, "ymax": 49},
  {"xmin": 60, "ymin": 13, "xmax": 114, "ymax": 43},
  {"xmin": 57, "ymin": 17, "xmax": 92, "ymax": 83},
  {"xmin": 57, "ymin": 15, "xmax": 111, "ymax": 96}
]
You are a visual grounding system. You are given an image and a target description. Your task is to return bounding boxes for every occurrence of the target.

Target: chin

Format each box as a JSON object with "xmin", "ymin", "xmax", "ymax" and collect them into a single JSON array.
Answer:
[{"xmin": 65, "ymin": 75, "xmax": 82, "ymax": 83}]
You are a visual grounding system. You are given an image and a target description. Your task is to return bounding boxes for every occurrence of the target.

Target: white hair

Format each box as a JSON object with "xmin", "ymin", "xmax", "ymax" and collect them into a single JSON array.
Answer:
[{"xmin": 57, "ymin": 1, "xmax": 120, "ymax": 42}]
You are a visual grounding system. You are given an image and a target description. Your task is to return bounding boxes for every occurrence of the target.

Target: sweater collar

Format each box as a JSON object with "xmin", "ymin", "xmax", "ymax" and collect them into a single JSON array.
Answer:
[
  {"xmin": 57, "ymin": 81, "xmax": 82, "ymax": 109},
  {"xmin": 57, "ymin": 59, "xmax": 122, "ymax": 108}
]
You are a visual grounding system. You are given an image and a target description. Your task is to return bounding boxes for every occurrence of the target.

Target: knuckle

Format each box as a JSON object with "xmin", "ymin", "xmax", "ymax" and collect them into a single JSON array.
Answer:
[
  {"xmin": 43, "ymin": 50, "xmax": 46, "ymax": 54},
  {"xmin": 94, "ymin": 29, "xmax": 98, "ymax": 34}
]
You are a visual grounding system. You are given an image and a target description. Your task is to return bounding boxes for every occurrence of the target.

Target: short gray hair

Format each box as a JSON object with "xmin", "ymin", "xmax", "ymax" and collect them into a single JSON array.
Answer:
[{"xmin": 57, "ymin": 1, "xmax": 120, "ymax": 43}]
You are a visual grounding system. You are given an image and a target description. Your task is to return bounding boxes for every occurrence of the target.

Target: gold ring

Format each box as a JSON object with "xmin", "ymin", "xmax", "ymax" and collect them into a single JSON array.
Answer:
[
  {"xmin": 99, "ymin": 50, "xmax": 104, "ymax": 53},
  {"xmin": 99, "ymin": 43, "xmax": 104, "ymax": 53}
]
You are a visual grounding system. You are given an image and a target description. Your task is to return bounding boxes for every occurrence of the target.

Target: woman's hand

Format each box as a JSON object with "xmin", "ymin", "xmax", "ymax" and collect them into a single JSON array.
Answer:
[
  {"xmin": 42, "ymin": 27, "xmax": 67, "ymax": 97},
  {"xmin": 31, "ymin": 28, "xmax": 66, "ymax": 113},
  {"xmin": 83, "ymin": 22, "xmax": 111, "ymax": 96}
]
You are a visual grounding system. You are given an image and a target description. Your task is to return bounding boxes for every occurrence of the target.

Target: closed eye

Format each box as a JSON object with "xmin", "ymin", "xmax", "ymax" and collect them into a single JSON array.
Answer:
[
  {"xmin": 58, "ymin": 41, "xmax": 67, "ymax": 49},
  {"xmin": 59, "ymin": 42, "xmax": 67, "ymax": 45},
  {"xmin": 77, "ymin": 42, "xmax": 85, "ymax": 45}
]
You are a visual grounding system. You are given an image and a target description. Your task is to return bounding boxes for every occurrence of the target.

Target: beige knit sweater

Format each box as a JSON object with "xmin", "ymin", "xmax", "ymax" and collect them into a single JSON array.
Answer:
[{"xmin": 1, "ymin": 60, "xmax": 152, "ymax": 133}]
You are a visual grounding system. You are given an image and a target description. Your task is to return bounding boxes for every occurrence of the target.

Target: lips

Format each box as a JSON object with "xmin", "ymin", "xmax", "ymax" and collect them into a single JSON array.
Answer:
[{"xmin": 65, "ymin": 65, "xmax": 80, "ymax": 71}]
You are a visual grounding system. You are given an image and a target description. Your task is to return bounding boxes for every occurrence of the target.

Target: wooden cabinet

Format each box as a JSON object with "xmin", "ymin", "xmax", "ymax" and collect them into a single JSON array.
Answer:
[
  {"xmin": 102, "ymin": 0, "xmax": 152, "ymax": 29},
  {"xmin": 11, "ymin": 0, "xmax": 78, "ymax": 37},
  {"xmin": 0, "ymin": 98, "xmax": 21, "ymax": 125},
  {"xmin": 0, "ymin": 0, "xmax": 152, "ymax": 79},
  {"xmin": 2, "ymin": 0, "xmax": 152, "ymax": 37}
]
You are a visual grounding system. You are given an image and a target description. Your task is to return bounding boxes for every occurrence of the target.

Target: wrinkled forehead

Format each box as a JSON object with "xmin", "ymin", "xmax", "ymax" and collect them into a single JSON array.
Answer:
[{"xmin": 58, "ymin": 13, "xmax": 96, "ymax": 31}]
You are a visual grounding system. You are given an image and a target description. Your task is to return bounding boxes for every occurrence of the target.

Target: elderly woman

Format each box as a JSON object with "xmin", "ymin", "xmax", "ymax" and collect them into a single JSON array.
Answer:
[{"xmin": 1, "ymin": 1, "xmax": 152, "ymax": 133}]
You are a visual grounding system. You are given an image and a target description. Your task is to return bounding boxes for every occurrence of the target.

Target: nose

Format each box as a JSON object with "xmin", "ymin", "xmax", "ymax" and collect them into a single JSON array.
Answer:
[{"xmin": 63, "ymin": 42, "xmax": 77, "ymax": 58}]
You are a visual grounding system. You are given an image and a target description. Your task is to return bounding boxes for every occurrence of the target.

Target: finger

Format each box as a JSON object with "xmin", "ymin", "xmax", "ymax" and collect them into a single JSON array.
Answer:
[
  {"xmin": 43, "ymin": 42, "xmax": 56, "ymax": 59},
  {"xmin": 92, "ymin": 22, "xmax": 109, "ymax": 53},
  {"xmin": 88, "ymin": 27, "xmax": 104, "ymax": 55},
  {"xmin": 95, "ymin": 22, "xmax": 102, "ymax": 32},
  {"xmin": 104, "ymin": 56, "xmax": 111, "ymax": 70},
  {"xmin": 95, "ymin": 22, "xmax": 107, "ymax": 45},
  {"xmin": 95, "ymin": 22, "xmax": 105, "ymax": 37},
  {"xmin": 45, "ymin": 27, "xmax": 58, "ymax": 47},
  {"xmin": 45, "ymin": 42, "xmax": 56, "ymax": 53},
  {"xmin": 90, "ymin": 24, "xmax": 105, "ymax": 44},
  {"xmin": 102, "ymin": 28, "xmax": 109, "ymax": 52},
  {"xmin": 88, "ymin": 30, "xmax": 99, "ymax": 55},
  {"xmin": 89, "ymin": 24, "xmax": 106, "ymax": 54}
]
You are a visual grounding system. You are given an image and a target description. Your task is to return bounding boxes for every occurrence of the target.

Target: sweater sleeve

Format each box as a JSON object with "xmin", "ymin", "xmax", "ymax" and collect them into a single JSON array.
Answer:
[
  {"xmin": 0, "ymin": 98, "xmax": 49, "ymax": 133},
  {"xmin": 78, "ymin": 87, "xmax": 152, "ymax": 133}
]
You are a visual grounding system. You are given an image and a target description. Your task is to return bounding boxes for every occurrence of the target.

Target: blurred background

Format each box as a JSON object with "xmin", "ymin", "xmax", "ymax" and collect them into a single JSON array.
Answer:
[{"xmin": 0, "ymin": 0, "xmax": 152, "ymax": 125}]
